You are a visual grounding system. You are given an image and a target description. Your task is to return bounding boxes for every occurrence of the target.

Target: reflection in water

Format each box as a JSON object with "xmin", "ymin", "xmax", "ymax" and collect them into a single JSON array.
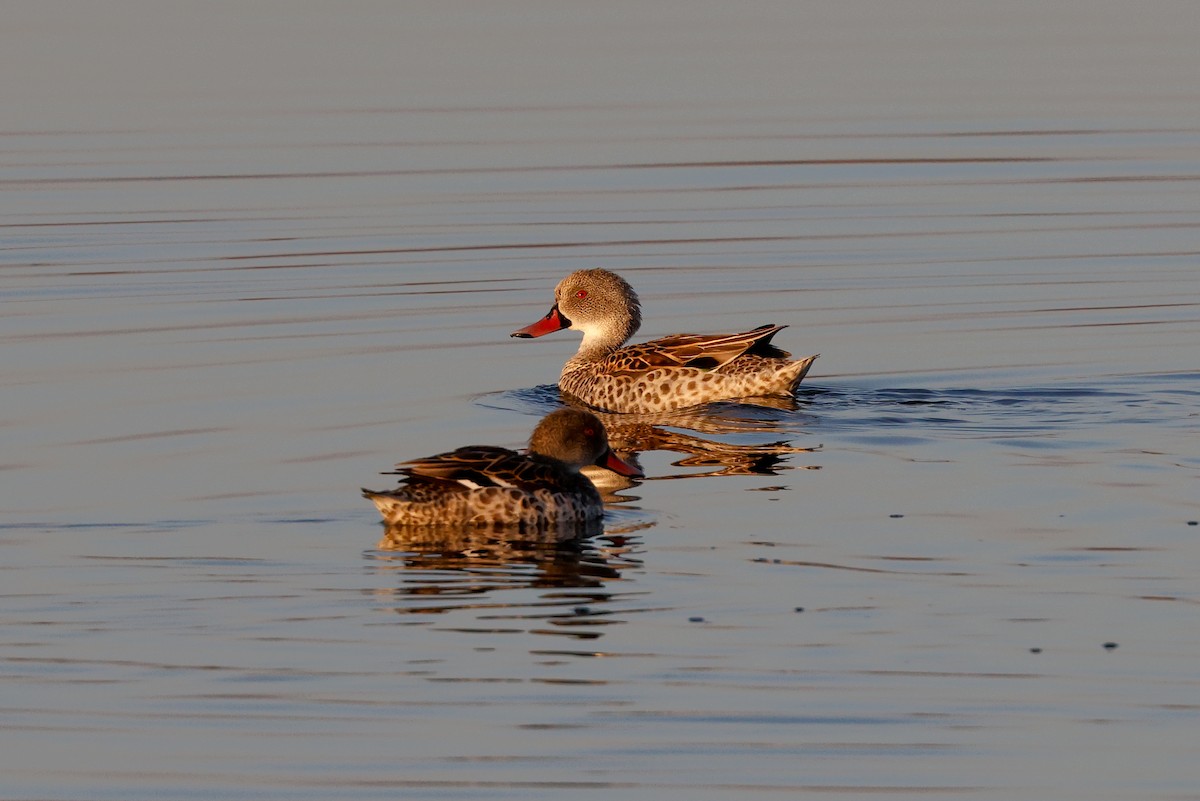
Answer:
[
  {"xmin": 366, "ymin": 523, "xmax": 649, "ymax": 638},
  {"xmin": 479, "ymin": 385, "xmax": 823, "ymax": 487},
  {"xmin": 587, "ymin": 420, "xmax": 820, "ymax": 491}
]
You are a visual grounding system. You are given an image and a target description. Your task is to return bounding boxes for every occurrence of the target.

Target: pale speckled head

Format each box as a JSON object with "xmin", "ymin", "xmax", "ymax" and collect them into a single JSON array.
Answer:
[
  {"xmin": 553, "ymin": 269, "xmax": 642, "ymax": 351},
  {"xmin": 528, "ymin": 408, "xmax": 642, "ymax": 477}
]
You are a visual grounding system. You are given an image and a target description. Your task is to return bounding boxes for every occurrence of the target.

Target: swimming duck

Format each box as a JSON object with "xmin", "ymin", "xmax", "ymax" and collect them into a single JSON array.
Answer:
[
  {"xmin": 512, "ymin": 268, "xmax": 818, "ymax": 413},
  {"xmin": 362, "ymin": 409, "xmax": 642, "ymax": 531}
]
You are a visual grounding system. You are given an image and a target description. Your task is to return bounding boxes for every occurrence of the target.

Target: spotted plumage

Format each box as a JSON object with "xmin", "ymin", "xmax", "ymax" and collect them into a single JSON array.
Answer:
[
  {"xmin": 512, "ymin": 268, "xmax": 818, "ymax": 413},
  {"xmin": 362, "ymin": 409, "xmax": 641, "ymax": 532}
]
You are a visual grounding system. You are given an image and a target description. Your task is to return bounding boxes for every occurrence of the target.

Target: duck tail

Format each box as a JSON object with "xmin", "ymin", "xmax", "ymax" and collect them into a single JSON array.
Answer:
[{"xmin": 782, "ymin": 354, "xmax": 819, "ymax": 392}]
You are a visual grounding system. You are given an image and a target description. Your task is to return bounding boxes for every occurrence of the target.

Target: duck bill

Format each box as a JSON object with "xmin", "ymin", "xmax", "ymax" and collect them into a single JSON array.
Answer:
[
  {"xmin": 596, "ymin": 449, "xmax": 643, "ymax": 478},
  {"xmin": 511, "ymin": 305, "xmax": 571, "ymax": 338}
]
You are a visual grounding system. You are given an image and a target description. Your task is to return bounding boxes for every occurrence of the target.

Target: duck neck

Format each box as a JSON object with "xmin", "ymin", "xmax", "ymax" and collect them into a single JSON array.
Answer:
[{"xmin": 570, "ymin": 312, "xmax": 638, "ymax": 363}]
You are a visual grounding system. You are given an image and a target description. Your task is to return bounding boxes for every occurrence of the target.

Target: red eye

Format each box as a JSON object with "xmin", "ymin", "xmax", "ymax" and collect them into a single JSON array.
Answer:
[{"xmin": 575, "ymin": 290, "xmax": 588, "ymax": 299}]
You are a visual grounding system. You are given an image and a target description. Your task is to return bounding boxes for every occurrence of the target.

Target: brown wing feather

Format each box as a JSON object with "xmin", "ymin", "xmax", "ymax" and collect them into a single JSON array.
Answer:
[
  {"xmin": 603, "ymin": 325, "xmax": 789, "ymax": 373},
  {"xmin": 388, "ymin": 446, "xmax": 573, "ymax": 492},
  {"xmin": 389, "ymin": 446, "xmax": 517, "ymax": 487}
]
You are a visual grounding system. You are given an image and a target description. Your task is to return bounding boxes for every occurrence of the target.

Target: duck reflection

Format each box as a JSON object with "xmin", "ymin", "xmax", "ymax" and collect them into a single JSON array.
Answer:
[
  {"xmin": 367, "ymin": 523, "xmax": 648, "ymax": 635},
  {"xmin": 563, "ymin": 393, "xmax": 821, "ymax": 487},
  {"xmin": 475, "ymin": 385, "xmax": 821, "ymax": 486}
]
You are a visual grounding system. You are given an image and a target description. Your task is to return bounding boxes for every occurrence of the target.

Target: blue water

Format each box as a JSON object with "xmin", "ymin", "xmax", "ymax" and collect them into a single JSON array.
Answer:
[{"xmin": 3, "ymin": 3, "xmax": 1200, "ymax": 799}]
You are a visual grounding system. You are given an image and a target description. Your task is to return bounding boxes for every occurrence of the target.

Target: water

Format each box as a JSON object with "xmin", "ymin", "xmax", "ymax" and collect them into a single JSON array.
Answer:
[{"xmin": 3, "ymin": 2, "xmax": 1200, "ymax": 799}]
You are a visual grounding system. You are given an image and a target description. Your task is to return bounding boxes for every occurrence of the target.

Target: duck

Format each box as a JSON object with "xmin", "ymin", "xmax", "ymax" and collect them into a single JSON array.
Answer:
[
  {"xmin": 511, "ymin": 268, "xmax": 818, "ymax": 413},
  {"xmin": 362, "ymin": 409, "xmax": 642, "ymax": 531}
]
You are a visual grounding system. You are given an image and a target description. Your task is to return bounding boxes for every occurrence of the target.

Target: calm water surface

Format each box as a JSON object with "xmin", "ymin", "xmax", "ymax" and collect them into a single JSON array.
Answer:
[{"xmin": 3, "ymin": 3, "xmax": 1200, "ymax": 799}]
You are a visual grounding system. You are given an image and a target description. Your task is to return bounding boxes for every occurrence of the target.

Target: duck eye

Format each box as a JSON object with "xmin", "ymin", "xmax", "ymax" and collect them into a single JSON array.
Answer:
[{"xmin": 575, "ymin": 290, "xmax": 588, "ymax": 299}]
